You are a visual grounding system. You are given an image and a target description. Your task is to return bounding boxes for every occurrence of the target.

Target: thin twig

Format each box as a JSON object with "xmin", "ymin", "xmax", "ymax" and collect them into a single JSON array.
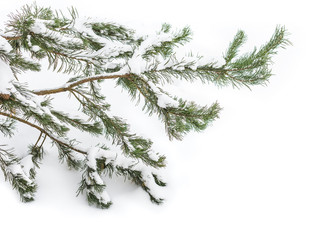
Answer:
[
  {"xmin": 34, "ymin": 132, "xmax": 43, "ymax": 148},
  {"xmin": 33, "ymin": 73, "xmax": 130, "ymax": 95},
  {"xmin": 0, "ymin": 111, "xmax": 87, "ymax": 155},
  {"xmin": 0, "ymin": 93, "xmax": 11, "ymax": 100},
  {"xmin": 70, "ymin": 89, "xmax": 129, "ymax": 146},
  {"xmin": 0, "ymin": 35, "xmax": 21, "ymax": 41},
  {"xmin": 39, "ymin": 135, "xmax": 47, "ymax": 148}
]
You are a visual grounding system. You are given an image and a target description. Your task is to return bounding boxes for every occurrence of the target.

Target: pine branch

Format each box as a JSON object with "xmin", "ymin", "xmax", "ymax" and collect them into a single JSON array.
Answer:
[
  {"xmin": 117, "ymin": 74, "xmax": 221, "ymax": 140},
  {"xmin": 0, "ymin": 111, "xmax": 86, "ymax": 154},
  {"xmin": 0, "ymin": 4, "xmax": 289, "ymax": 209},
  {"xmin": 69, "ymin": 88, "xmax": 166, "ymax": 168},
  {"xmin": 0, "ymin": 146, "xmax": 37, "ymax": 202}
]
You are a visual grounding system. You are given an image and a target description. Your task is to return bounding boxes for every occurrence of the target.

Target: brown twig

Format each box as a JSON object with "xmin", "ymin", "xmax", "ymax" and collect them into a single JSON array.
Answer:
[
  {"xmin": 225, "ymin": 72, "xmax": 252, "ymax": 90},
  {"xmin": 33, "ymin": 73, "xmax": 130, "ymax": 96},
  {"xmin": 0, "ymin": 93, "xmax": 11, "ymax": 100},
  {"xmin": 1, "ymin": 35, "xmax": 21, "ymax": 41},
  {"xmin": 0, "ymin": 111, "xmax": 87, "ymax": 155},
  {"xmin": 69, "ymin": 89, "xmax": 129, "ymax": 146},
  {"xmin": 39, "ymin": 135, "xmax": 47, "ymax": 148},
  {"xmin": 33, "ymin": 132, "xmax": 43, "ymax": 148}
]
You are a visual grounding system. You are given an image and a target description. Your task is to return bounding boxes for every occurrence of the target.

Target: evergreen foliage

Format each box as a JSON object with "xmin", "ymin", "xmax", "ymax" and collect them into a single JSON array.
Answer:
[{"xmin": 0, "ymin": 4, "xmax": 289, "ymax": 209}]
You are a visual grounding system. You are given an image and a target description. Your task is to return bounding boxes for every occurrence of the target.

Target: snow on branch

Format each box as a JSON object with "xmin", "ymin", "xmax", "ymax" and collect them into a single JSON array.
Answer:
[
  {"xmin": 0, "ymin": 3, "xmax": 289, "ymax": 209},
  {"xmin": 0, "ymin": 147, "xmax": 37, "ymax": 202},
  {"xmin": 77, "ymin": 145, "xmax": 165, "ymax": 208}
]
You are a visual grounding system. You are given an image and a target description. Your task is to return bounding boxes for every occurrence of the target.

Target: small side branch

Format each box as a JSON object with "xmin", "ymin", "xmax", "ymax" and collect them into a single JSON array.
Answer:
[
  {"xmin": 0, "ymin": 35, "xmax": 21, "ymax": 41},
  {"xmin": 33, "ymin": 73, "xmax": 131, "ymax": 96},
  {"xmin": 34, "ymin": 132, "xmax": 43, "ymax": 148},
  {"xmin": 0, "ymin": 93, "xmax": 11, "ymax": 100},
  {"xmin": 0, "ymin": 111, "xmax": 86, "ymax": 155}
]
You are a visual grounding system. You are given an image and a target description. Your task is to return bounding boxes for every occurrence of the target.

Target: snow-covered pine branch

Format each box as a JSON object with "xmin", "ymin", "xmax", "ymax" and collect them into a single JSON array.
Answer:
[
  {"xmin": 0, "ymin": 4, "xmax": 289, "ymax": 209},
  {"xmin": 0, "ymin": 147, "xmax": 37, "ymax": 202}
]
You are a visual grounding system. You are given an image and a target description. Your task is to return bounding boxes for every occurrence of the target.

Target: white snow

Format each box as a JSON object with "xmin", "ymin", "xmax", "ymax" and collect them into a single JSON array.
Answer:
[
  {"xmin": 83, "ymin": 142, "xmax": 164, "ymax": 200},
  {"xmin": 148, "ymin": 150, "xmax": 160, "ymax": 161},
  {"xmin": 31, "ymin": 45, "xmax": 41, "ymax": 52},
  {"xmin": 73, "ymin": 17, "xmax": 132, "ymax": 59},
  {"xmin": 127, "ymin": 31, "xmax": 173, "ymax": 75},
  {"xmin": 0, "ymin": 59, "xmax": 14, "ymax": 94},
  {"xmin": 148, "ymin": 81, "xmax": 179, "ymax": 108},
  {"xmin": 157, "ymin": 94, "xmax": 179, "ymax": 108},
  {"xmin": 156, "ymin": 54, "xmax": 203, "ymax": 72},
  {"xmin": 89, "ymin": 171, "xmax": 104, "ymax": 185},
  {"xmin": 30, "ymin": 19, "xmax": 83, "ymax": 46},
  {"xmin": 87, "ymin": 188, "xmax": 111, "ymax": 204},
  {"xmin": 12, "ymin": 89, "xmax": 64, "ymax": 126},
  {"xmin": 93, "ymin": 143, "xmax": 164, "ymax": 197},
  {"xmin": 85, "ymin": 147, "xmax": 113, "ymax": 204},
  {"xmin": 142, "ymin": 171, "xmax": 164, "ymax": 199},
  {"xmin": 20, "ymin": 154, "xmax": 35, "ymax": 178},
  {"xmin": 8, "ymin": 163, "xmax": 33, "ymax": 185},
  {"xmin": 86, "ymin": 147, "xmax": 99, "ymax": 170},
  {"xmin": 0, "ymin": 35, "xmax": 13, "ymax": 52},
  {"xmin": 127, "ymin": 54, "xmax": 148, "ymax": 75},
  {"xmin": 2, "ymin": 1, "xmax": 329, "ymax": 240}
]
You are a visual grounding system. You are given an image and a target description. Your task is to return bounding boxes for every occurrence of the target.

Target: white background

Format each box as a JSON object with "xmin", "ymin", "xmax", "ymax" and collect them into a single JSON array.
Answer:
[{"xmin": 1, "ymin": 0, "xmax": 329, "ymax": 239}]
